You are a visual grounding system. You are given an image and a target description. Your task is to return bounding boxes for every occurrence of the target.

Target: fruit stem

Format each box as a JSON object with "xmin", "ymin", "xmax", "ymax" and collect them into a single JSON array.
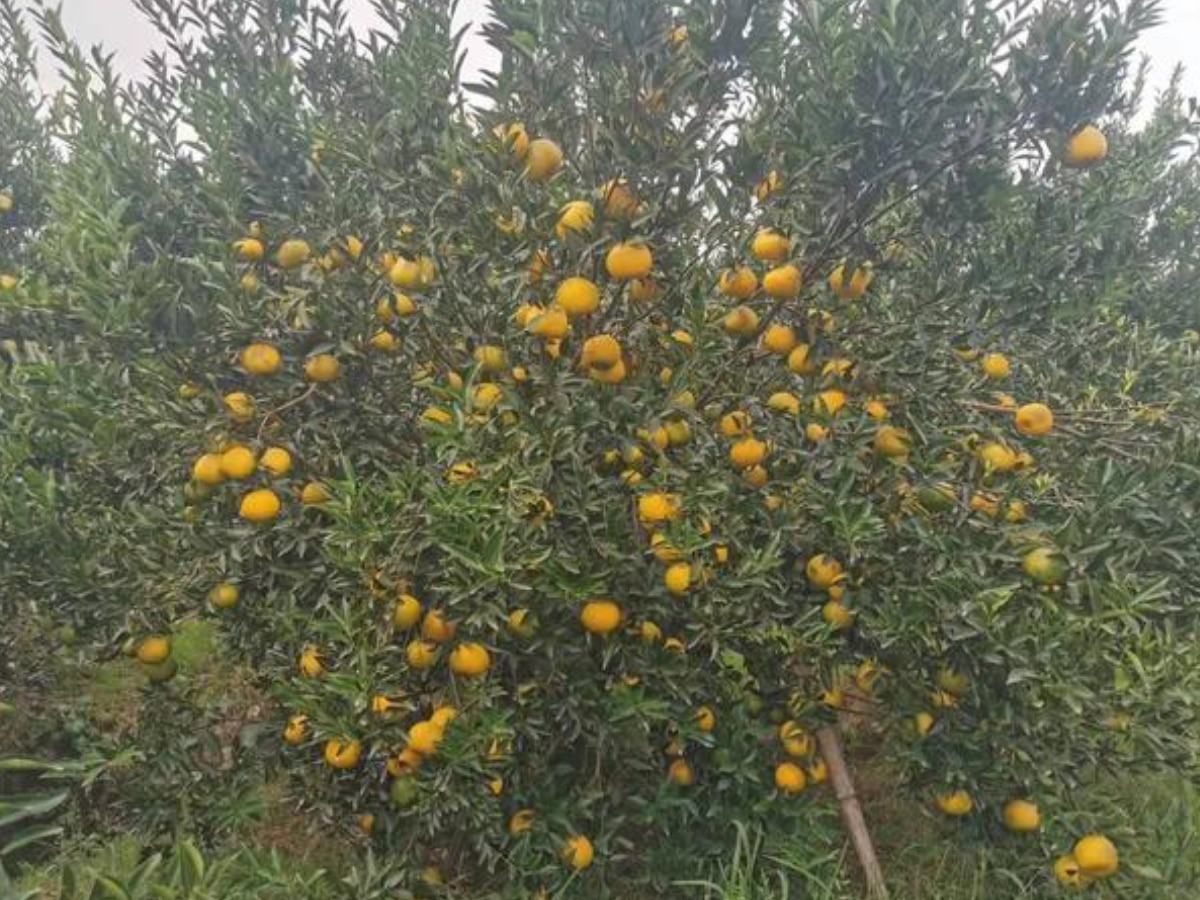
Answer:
[{"xmin": 816, "ymin": 725, "xmax": 889, "ymax": 898}]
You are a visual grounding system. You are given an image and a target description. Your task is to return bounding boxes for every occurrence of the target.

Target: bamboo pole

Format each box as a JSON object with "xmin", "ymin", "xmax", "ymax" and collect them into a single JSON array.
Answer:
[{"xmin": 816, "ymin": 725, "xmax": 889, "ymax": 898}]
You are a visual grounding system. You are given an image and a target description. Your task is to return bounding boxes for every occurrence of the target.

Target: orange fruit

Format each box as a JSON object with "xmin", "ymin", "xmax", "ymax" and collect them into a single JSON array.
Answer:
[
  {"xmin": 525, "ymin": 138, "xmax": 564, "ymax": 180},
  {"xmin": 240, "ymin": 342, "xmax": 282, "ymax": 375},
  {"xmin": 323, "ymin": 738, "xmax": 362, "ymax": 769},
  {"xmin": 605, "ymin": 242, "xmax": 653, "ymax": 280},
  {"xmin": 448, "ymin": 642, "xmax": 491, "ymax": 677},
  {"xmin": 421, "ymin": 610, "xmax": 458, "ymax": 643},
  {"xmin": 240, "ymin": 488, "xmax": 281, "ymax": 522},
  {"xmin": 751, "ymin": 229, "xmax": 790, "ymax": 262},
  {"xmin": 1064, "ymin": 125, "xmax": 1108, "ymax": 167},
  {"xmin": 762, "ymin": 263, "xmax": 802, "ymax": 299},
  {"xmin": 1015, "ymin": 402, "xmax": 1053, "ymax": 436},
  {"xmin": 774, "ymin": 762, "xmax": 807, "ymax": 795},
  {"xmin": 305, "ymin": 353, "xmax": 340, "ymax": 383},
  {"xmin": 580, "ymin": 600, "xmax": 622, "ymax": 634}
]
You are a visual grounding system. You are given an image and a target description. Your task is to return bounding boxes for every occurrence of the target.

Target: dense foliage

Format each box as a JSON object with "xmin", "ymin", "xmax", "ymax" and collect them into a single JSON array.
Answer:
[{"xmin": 3, "ymin": 0, "xmax": 1199, "ymax": 897}]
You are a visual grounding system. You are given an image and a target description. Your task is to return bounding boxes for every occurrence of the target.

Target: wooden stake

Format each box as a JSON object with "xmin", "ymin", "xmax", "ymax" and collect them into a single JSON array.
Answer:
[{"xmin": 817, "ymin": 725, "xmax": 889, "ymax": 898}]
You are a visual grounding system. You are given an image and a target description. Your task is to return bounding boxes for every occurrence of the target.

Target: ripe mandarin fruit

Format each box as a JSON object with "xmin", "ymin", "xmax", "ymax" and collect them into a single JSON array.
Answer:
[
  {"xmin": 562, "ymin": 835, "xmax": 594, "ymax": 870},
  {"xmin": 368, "ymin": 331, "xmax": 398, "ymax": 352},
  {"xmin": 664, "ymin": 562, "xmax": 691, "ymax": 595},
  {"xmin": 1015, "ymin": 402, "xmax": 1053, "ymax": 436},
  {"xmin": 729, "ymin": 437, "xmax": 768, "ymax": 469},
  {"xmin": 805, "ymin": 555, "xmax": 844, "ymax": 589},
  {"xmin": 981, "ymin": 352, "xmax": 1011, "ymax": 379},
  {"xmin": 1064, "ymin": 124, "xmax": 1108, "ymax": 167},
  {"xmin": 323, "ymin": 738, "xmax": 362, "ymax": 769},
  {"xmin": 828, "ymin": 263, "xmax": 873, "ymax": 299},
  {"xmin": 719, "ymin": 410, "xmax": 751, "ymax": 437},
  {"xmin": 1002, "ymin": 799, "xmax": 1042, "ymax": 833},
  {"xmin": 240, "ymin": 488, "xmax": 281, "ymax": 522},
  {"xmin": 814, "ymin": 389, "xmax": 847, "ymax": 416},
  {"xmin": 136, "ymin": 636, "xmax": 171, "ymax": 664},
  {"xmin": 448, "ymin": 642, "xmax": 491, "ymax": 677},
  {"xmin": 1073, "ymin": 834, "xmax": 1119, "ymax": 878},
  {"xmin": 775, "ymin": 762, "xmax": 807, "ymax": 795},
  {"xmin": 605, "ymin": 241, "xmax": 653, "ymax": 280},
  {"xmin": 637, "ymin": 492, "xmax": 681, "ymax": 524},
  {"xmin": 407, "ymin": 720, "xmax": 444, "ymax": 755},
  {"xmin": 936, "ymin": 790, "xmax": 974, "ymax": 817},
  {"xmin": 240, "ymin": 342, "xmax": 281, "ymax": 375},
  {"xmin": 299, "ymin": 646, "xmax": 323, "ymax": 677},
  {"xmin": 556, "ymin": 276, "xmax": 600, "ymax": 317},
  {"xmin": 528, "ymin": 307, "xmax": 570, "ymax": 339},
  {"xmin": 751, "ymin": 229, "xmax": 790, "ymax": 262},
  {"xmin": 421, "ymin": 610, "xmax": 458, "ymax": 643},
  {"xmin": 581, "ymin": 334, "xmax": 622, "ymax": 369},
  {"xmin": 556, "ymin": 200, "xmax": 594, "ymax": 239},
  {"xmin": 301, "ymin": 481, "xmax": 331, "ymax": 505},
  {"xmin": 405, "ymin": 639, "xmax": 438, "ymax": 669},
  {"xmin": 723, "ymin": 305, "xmax": 760, "ymax": 336},
  {"xmin": 1054, "ymin": 855, "xmax": 1090, "ymax": 889},
  {"xmin": 755, "ymin": 169, "xmax": 783, "ymax": 201},
  {"xmin": 874, "ymin": 425, "xmax": 912, "ymax": 458},
  {"xmin": 495, "ymin": 121, "xmax": 530, "ymax": 158},
  {"xmin": 761, "ymin": 323, "xmax": 797, "ymax": 355},
  {"xmin": 743, "ymin": 464, "xmax": 769, "ymax": 488},
  {"xmin": 807, "ymin": 759, "xmax": 829, "ymax": 784},
  {"xmin": 209, "ymin": 582, "xmax": 239, "ymax": 609},
  {"xmin": 598, "ymin": 178, "xmax": 639, "ymax": 218},
  {"xmin": 779, "ymin": 721, "xmax": 812, "ymax": 757},
  {"xmin": 259, "ymin": 446, "xmax": 292, "ymax": 476},
  {"xmin": 388, "ymin": 256, "xmax": 422, "ymax": 289},
  {"xmin": 305, "ymin": 353, "xmax": 340, "ymax": 383},
  {"xmin": 1023, "ymin": 546, "xmax": 1068, "ymax": 585},
  {"xmin": 275, "ymin": 239, "xmax": 311, "ymax": 270},
  {"xmin": 580, "ymin": 600, "xmax": 622, "ymax": 634},
  {"xmin": 394, "ymin": 593, "xmax": 422, "ymax": 629},
  {"xmin": 767, "ymin": 392, "xmax": 801, "ymax": 415},
  {"xmin": 763, "ymin": 263, "xmax": 802, "ymax": 299},
  {"xmin": 474, "ymin": 344, "xmax": 508, "ymax": 373},
  {"xmin": 787, "ymin": 343, "xmax": 817, "ymax": 374},
  {"xmin": 822, "ymin": 600, "xmax": 854, "ymax": 630},
  {"xmin": 473, "ymin": 382, "xmax": 504, "ymax": 411},
  {"xmin": 668, "ymin": 758, "xmax": 695, "ymax": 786},
  {"xmin": 507, "ymin": 607, "xmax": 538, "ymax": 638},
  {"xmin": 509, "ymin": 809, "xmax": 535, "ymax": 834},
  {"xmin": 192, "ymin": 453, "xmax": 225, "ymax": 485},
  {"xmin": 233, "ymin": 237, "xmax": 264, "ymax": 261},
  {"xmin": 525, "ymin": 138, "xmax": 564, "ymax": 181},
  {"xmin": 283, "ymin": 714, "xmax": 308, "ymax": 745},
  {"xmin": 718, "ymin": 266, "xmax": 758, "ymax": 299},
  {"xmin": 977, "ymin": 441, "xmax": 1018, "ymax": 472},
  {"xmin": 805, "ymin": 423, "xmax": 830, "ymax": 443},
  {"xmin": 695, "ymin": 706, "xmax": 716, "ymax": 732},
  {"xmin": 223, "ymin": 391, "xmax": 255, "ymax": 423},
  {"xmin": 219, "ymin": 444, "xmax": 257, "ymax": 479}
]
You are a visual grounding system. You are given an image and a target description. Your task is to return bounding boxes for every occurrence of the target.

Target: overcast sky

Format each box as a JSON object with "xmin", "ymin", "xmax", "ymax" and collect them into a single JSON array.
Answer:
[{"xmin": 38, "ymin": 0, "xmax": 1200, "ymax": 106}]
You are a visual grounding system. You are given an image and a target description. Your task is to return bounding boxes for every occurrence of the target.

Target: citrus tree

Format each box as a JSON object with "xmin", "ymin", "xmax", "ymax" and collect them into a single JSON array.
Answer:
[{"xmin": 3, "ymin": 0, "xmax": 1200, "ymax": 896}]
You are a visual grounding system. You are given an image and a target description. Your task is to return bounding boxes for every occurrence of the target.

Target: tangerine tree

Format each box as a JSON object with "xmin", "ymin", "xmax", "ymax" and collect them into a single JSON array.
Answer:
[{"xmin": 3, "ymin": 0, "xmax": 1200, "ymax": 896}]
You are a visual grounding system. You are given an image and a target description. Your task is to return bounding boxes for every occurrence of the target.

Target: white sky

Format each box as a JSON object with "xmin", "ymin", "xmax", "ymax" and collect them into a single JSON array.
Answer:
[{"xmin": 35, "ymin": 0, "xmax": 1200, "ymax": 106}]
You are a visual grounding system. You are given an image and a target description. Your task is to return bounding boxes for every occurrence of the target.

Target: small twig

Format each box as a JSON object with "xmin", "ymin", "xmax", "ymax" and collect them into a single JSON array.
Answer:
[{"xmin": 256, "ymin": 383, "xmax": 317, "ymax": 443}]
